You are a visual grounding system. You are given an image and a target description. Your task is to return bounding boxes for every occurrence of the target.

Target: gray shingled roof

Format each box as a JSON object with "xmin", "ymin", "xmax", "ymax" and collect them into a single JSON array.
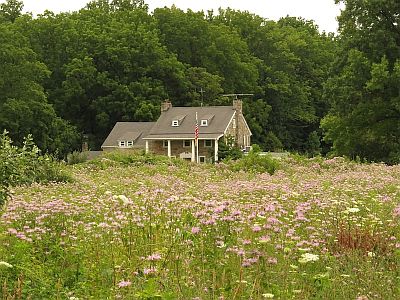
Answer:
[
  {"xmin": 102, "ymin": 122, "xmax": 155, "ymax": 148},
  {"xmin": 144, "ymin": 106, "xmax": 235, "ymax": 140},
  {"xmin": 117, "ymin": 131, "xmax": 142, "ymax": 141}
]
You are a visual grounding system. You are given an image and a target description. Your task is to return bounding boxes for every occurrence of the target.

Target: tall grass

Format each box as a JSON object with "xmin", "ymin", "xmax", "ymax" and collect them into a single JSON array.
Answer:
[{"xmin": 0, "ymin": 154, "xmax": 399, "ymax": 299}]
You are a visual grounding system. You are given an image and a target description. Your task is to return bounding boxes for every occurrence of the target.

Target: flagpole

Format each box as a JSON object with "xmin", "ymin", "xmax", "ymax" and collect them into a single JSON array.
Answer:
[{"xmin": 195, "ymin": 112, "xmax": 199, "ymax": 163}]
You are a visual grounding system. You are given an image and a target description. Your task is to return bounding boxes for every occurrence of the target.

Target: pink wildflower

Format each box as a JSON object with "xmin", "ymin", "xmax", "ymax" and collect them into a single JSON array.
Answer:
[
  {"xmin": 393, "ymin": 205, "xmax": 400, "ymax": 218},
  {"xmin": 146, "ymin": 253, "xmax": 162, "ymax": 261},
  {"xmin": 7, "ymin": 228, "xmax": 17, "ymax": 235},
  {"xmin": 267, "ymin": 257, "xmax": 278, "ymax": 264},
  {"xmin": 143, "ymin": 267, "xmax": 157, "ymax": 275},
  {"xmin": 191, "ymin": 227, "xmax": 201, "ymax": 234},
  {"xmin": 118, "ymin": 280, "xmax": 132, "ymax": 288},
  {"xmin": 259, "ymin": 235, "xmax": 271, "ymax": 243}
]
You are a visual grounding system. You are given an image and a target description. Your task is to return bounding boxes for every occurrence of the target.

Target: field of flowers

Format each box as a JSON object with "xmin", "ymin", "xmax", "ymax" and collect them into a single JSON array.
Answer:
[{"xmin": 1, "ymin": 155, "xmax": 400, "ymax": 299}]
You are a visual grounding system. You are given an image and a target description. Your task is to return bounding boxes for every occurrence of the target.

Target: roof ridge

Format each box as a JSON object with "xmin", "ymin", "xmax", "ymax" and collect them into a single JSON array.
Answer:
[{"xmin": 170, "ymin": 105, "xmax": 233, "ymax": 108}]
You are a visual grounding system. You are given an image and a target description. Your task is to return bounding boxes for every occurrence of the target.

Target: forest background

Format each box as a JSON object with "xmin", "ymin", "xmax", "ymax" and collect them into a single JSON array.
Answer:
[{"xmin": 0, "ymin": 0, "xmax": 399, "ymax": 163}]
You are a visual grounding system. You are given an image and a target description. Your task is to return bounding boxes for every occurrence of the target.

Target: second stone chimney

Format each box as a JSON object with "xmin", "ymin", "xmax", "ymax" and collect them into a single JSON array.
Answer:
[
  {"xmin": 233, "ymin": 99, "xmax": 243, "ymax": 114},
  {"xmin": 161, "ymin": 100, "xmax": 172, "ymax": 113}
]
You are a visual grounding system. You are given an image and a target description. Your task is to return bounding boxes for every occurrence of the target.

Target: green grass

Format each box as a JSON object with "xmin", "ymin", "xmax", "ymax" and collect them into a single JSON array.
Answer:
[{"xmin": 1, "ymin": 154, "xmax": 399, "ymax": 299}]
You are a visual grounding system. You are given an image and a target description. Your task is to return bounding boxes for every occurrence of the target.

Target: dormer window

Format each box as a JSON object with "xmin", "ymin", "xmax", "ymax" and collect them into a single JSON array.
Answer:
[
  {"xmin": 117, "ymin": 132, "xmax": 141, "ymax": 148},
  {"xmin": 171, "ymin": 115, "xmax": 186, "ymax": 127},
  {"xmin": 200, "ymin": 114, "xmax": 214, "ymax": 127}
]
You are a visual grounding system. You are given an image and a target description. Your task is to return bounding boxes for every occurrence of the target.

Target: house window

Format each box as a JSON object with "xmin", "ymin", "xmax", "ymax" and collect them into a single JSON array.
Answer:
[
  {"xmin": 200, "ymin": 119, "xmax": 208, "ymax": 127},
  {"xmin": 127, "ymin": 141, "xmax": 133, "ymax": 147},
  {"xmin": 204, "ymin": 140, "xmax": 212, "ymax": 147},
  {"xmin": 163, "ymin": 140, "xmax": 169, "ymax": 148},
  {"xmin": 171, "ymin": 115, "xmax": 186, "ymax": 127},
  {"xmin": 199, "ymin": 156, "xmax": 206, "ymax": 163},
  {"xmin": 119, "ymin": 141, "xmax": 126, "ymax": 147},
  {"xmin": 183, "ymin": 140, "xmax": 191, "ymax": 148},
  {"xmin": 232, "ymin": 118, "xmax": 236, "ymax": 129}
]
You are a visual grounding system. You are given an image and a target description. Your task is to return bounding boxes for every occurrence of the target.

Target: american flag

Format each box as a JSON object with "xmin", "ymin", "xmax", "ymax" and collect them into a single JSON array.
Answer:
[{"xmin": 195, "ymin": 112, "xmax": 199, "ymax": 145}]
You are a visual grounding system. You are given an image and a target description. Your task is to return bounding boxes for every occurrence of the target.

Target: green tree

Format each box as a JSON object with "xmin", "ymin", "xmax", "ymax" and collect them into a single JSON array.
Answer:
[
  {"xmin": 183, "ymin": 67, "xmax": 224, "ymax": 106},
  {"xmin": 264, "ymin": 132, "xmax": 283, "ymax": 152},
  {"xmin": 322, "ymin": 0, "xmax": 400, "ymax": 163},
  {"xmin": 213, "ymin": 10, "xmax": 336, "ymax": 152},
  {"xmin": 24, "ymin": 4, "xmax": 187, "ymax": 148},
  {"xmin": 0, "ymin": 0, "xmax": 23, "ymax": 22},
  {"xmin": 154, "ymin": 7, "xmax": 260, "ymax": 94},
  {"xmin": 306, "ymin": 131, "xmax": 321, "ymax": 157},
  {"xmin": 218, "ymin": 135, "xmax": 243, "ymax": 161},
  {"xmin": 0, "ymin": 22, "xmax": 79, "ymax": 155}
]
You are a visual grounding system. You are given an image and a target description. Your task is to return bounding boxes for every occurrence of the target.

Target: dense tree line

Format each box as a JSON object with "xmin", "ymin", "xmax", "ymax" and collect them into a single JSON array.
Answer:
[
  {"xmin": 0, "ymin": 0, "xmax": 398, "ymax": 163},
  {"xmin": 322, "ymin": 0, "xmax": 400, "ymax": 164}
]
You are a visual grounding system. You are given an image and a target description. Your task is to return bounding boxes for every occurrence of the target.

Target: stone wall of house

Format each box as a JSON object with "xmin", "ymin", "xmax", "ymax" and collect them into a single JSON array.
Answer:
[
  {"xmin": 224, "ymin": 113, "xmax": 251, "ymax": 148},
  {"xmin": 149, "ymin": 140, "xmax": 165, "ymax": 154}
]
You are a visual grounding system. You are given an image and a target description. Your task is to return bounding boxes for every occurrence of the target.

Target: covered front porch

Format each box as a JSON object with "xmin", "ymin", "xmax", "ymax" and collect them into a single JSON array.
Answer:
[{"xmin": 144, "ymin": 137, "xmax": 222, "ymax": 163}]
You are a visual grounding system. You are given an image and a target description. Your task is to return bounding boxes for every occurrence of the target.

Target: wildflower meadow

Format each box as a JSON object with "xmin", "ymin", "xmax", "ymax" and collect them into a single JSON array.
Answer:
[{"xmin": 1, "ymin": 154, "xmax": 399, "ymax": 299}]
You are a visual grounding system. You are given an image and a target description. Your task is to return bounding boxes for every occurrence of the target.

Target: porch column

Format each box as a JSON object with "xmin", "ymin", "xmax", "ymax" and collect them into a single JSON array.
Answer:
[
  {"xmin": 167, "ymin": 140, "xmax": 171, "ymax": 157},
  {"xmin": 214, "ymin": 139, "xmax": 219, "ymax": 163},
  {"xmin": 145, "ymin": 140, "xmax": 149, "ymax": 154},
  {"xmin": 191, "ymin": 140, "xmax": 195, "ymax": 162}
]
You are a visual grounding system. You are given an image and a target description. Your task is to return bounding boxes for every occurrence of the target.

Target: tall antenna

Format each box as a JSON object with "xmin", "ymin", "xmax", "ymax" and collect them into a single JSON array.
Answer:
[{"xmin": 199, "ymin": 87, "xmax": 205, "ymax": 106}]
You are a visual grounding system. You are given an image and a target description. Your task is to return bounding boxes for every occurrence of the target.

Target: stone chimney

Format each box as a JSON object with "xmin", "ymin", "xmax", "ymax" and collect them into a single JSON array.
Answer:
[
  {"xmin": 161, "ymin": 100, "xmax": 172, "ymax": 113},
  {"xmin": 82, "ymin": 134, "xmax": 89, "ymax": 152},
  {"xmin": 233, "ymin": 99, "xmax": 243, "ymax": 114},
  {"xmin": 232, "ymin": 99, "xmax": 242, "ymax": 146}
]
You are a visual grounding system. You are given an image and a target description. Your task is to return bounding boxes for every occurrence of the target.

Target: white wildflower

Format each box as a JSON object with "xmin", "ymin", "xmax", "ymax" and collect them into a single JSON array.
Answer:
[
  {"xmin": 262, "ymin": 293, "xmax": 274, "ymax": 298},
  {"xmin": 118, "ymin": 194, "xmax": 131, "ymax": 205},
  {"xmin": 0, "ymin": 261, "xmax": 13, "ymax": 268},
  {"xmin": 298, "ymin": 253, "xmax": 319, "ymax": 264},
  {"xmin": 346, "ymin": 207, "xmax": 360, "ymax": 213}
]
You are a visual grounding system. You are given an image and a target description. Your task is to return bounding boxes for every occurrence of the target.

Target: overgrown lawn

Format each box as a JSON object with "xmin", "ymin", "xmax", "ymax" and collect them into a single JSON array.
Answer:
[{"xmin": 1, "ymin": 156, "xmax": 399, "ymax": 299}]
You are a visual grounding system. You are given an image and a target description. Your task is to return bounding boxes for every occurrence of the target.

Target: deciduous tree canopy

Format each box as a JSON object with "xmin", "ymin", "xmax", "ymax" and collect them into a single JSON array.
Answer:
[
  {"xmin": 322, "ymin": 0, "xmax": 400, "ymax": 163},
  {"xmin": 0, "ymin": 0, "xmax": 397, "ymax": 163}
]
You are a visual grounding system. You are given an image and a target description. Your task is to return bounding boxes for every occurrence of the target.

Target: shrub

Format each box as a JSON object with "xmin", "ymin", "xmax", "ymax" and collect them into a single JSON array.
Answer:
[
  {"xmin": 306, "ymin": 131, "xmax": 322, "ymax": 157},
  {"xmin": 0, "ymin": 131, "xmax": 71, "ymax": 206},
  {"xmin": 264, "ymin": 132, "xmax": 283, "ymax": 152},
  {"xmin": 228, "ymin": 149, "xmax": 281, "ymax": 174},
  {"xmin": 91, "ymin": 150, "xmax": 185, "ymax": 167},
  {"xmin": 67, "ymin": 151, "xmax": 89, "ymax": 165},
  {"xmin": 218, "ymin": 136, "xmax": 243, "ymax": 161}
]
